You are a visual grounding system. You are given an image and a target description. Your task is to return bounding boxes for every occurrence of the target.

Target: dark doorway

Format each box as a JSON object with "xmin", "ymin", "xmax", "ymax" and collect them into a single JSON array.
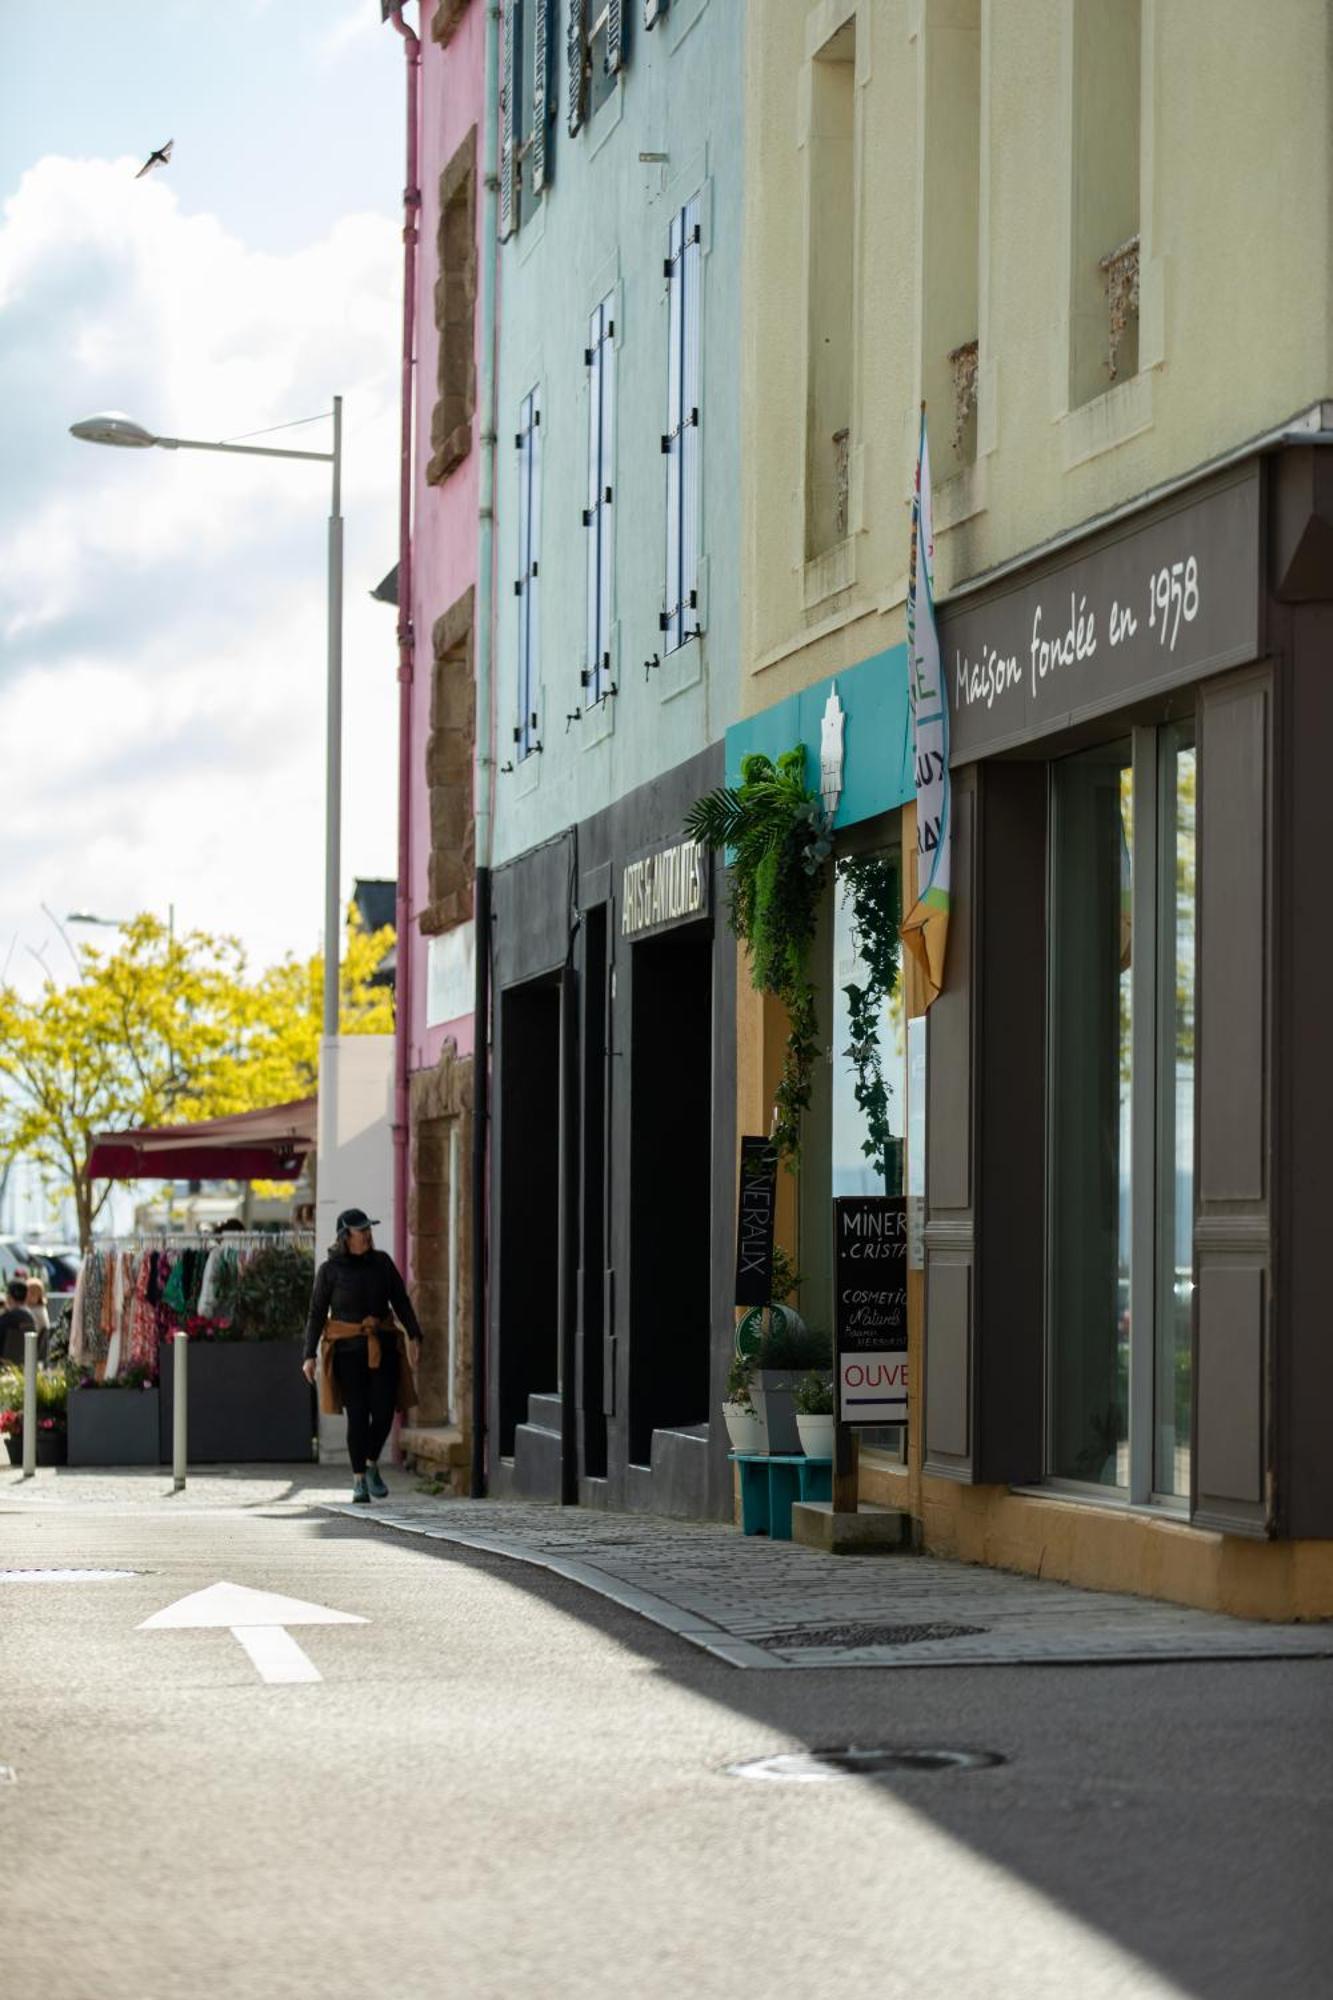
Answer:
[
  {"xmin": 628, "ymin": 926, "xmax": 713, "ymax": 1466},
  {"xmin": 497, "ymin": 978, "xmax": 561, "ymax": 1456},
  {"xmin": 580, "ymin": 904, "xmax": 609, "ymax": 1478}
]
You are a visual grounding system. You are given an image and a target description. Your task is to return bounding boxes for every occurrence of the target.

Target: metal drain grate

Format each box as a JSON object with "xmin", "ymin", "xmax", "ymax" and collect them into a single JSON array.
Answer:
[
  {"xmin": 757, "ymin": 1620, "xmax": 988, "ymax": 1650},
  {"xmin": 0, "ymin": 1569, "xmax": 141, "ymax": 1584},
  {"xmin": 729, "ymin": 1746, "xmax": 1005, "ymax": 1782}
]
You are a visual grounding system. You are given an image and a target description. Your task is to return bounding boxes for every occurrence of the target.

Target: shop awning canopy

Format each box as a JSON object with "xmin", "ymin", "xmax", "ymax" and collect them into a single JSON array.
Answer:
[{"xmin": 86, "ymin": 1097, "xmax": 316, "ymax": 1183}]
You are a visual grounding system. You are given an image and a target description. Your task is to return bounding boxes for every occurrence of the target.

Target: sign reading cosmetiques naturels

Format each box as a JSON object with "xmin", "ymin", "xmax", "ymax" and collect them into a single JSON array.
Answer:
[
  {"xmin": 620, "ymin": 837, "xmax": 709, "ymax": 939},
  {"xmin": 942, "ymin": 470, "xmax": 1261, "ymax": 764},
  {"xmin": 734, "ymin": 1137, "xmax": 779, "ymax": 1309},
  {"xmin": 834, "ymin": 1196, "xmax": 908, "ymax": 1426}
]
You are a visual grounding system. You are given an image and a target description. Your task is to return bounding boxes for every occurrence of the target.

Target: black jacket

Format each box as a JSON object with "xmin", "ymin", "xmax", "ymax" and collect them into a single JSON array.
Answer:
[
  {"xmin": 303, "ymin": 1249, "xmax": 423, "ymax": 1361},
  {"xmin": 0, "ymin": 1306, "xmax": 37, "ymax": 1366}
]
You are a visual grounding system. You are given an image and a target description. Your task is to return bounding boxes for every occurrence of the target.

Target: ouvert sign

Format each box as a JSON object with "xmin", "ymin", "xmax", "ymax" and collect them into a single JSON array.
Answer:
[
  {"xmin": 620, "ymin": 836, "xmax": 709, "ymax": 939},
  {"xmin": 942, "ymin": 468, "xmax": 1261, "ymax": 763}
]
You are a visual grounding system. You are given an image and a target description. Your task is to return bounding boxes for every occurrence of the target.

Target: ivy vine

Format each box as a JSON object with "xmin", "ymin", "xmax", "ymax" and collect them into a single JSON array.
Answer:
[
  {"xmin": 685, "ymin": 749, "xmax": 830, "ymax": 1164},
  {"xmin": 836, "ymin": 855, "xmax": 900, "ymax": 1185},
  {"xmin": 686, "ymin": 749, "xmax": 902, "ymax": 1177}
]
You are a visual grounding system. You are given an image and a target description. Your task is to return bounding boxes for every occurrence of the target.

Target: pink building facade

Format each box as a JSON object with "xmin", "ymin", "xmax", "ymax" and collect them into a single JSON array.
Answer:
[{"xmin": 390, "ymin": 0, "xmax": 487, "ymax": 1483}]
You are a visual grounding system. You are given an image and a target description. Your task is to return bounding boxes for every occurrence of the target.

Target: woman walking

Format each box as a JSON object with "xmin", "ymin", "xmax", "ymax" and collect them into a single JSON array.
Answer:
[{"xmin": 303, "ymin": 1208, "xmax": 423, "ymax": 1503}]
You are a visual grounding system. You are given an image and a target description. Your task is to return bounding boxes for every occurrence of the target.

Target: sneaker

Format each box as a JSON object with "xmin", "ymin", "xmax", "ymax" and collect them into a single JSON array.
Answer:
[
  {"xmin": 366, "ymin": 1463, "xmax": 388, "ymax": 1500},
  {"xmin": 351, "ymin": 1475, "xmax": 370, "ymax": 1504}
]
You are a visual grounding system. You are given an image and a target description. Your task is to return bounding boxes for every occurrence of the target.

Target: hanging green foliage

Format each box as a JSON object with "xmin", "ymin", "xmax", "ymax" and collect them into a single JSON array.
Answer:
[
  {"xmin": 836, "ymin": 855, "xmax": 900, "ymax": 1185},
  {"xmin": 686, "ymin": 749, "xmax": 830, "ymax": 1164}
]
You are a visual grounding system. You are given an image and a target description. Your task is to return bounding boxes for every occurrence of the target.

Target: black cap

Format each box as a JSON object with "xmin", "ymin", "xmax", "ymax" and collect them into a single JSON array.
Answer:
[{"xmin": 336, "ymin": 1207, "xmax": 380, "ymax": 1233}]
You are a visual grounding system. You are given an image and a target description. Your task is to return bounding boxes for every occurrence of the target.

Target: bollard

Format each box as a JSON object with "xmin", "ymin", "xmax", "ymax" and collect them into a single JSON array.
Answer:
[
  {"xmin": 21, "ymin": 1326, "xmax": 37, "ymax": 1480},
  {"xmin": 172, "ymin": 1327, "xmax": 188, "ymax": 1492}
]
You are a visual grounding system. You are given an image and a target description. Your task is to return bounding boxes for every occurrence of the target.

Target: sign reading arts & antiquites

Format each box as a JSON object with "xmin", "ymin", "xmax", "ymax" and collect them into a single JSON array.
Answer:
[
  {"xmin": 734, "ymin": 1137, "xmax": 779, "ymax": 1309},
  {"xmin": 834, "ymin": 1195, "xmax": 908, "ymax": 1426},
  {"xmin": 620, "ymin": 837, "xmax": 709, "ymax": 939}
]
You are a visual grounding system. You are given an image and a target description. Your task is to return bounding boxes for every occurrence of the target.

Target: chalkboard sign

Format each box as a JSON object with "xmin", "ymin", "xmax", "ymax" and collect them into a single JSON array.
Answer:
[
  {"xmin": 734, "ymin": 1138, "xmax": 779, "ymax": 1308},
  {"xmin": 833, "ymin": 1195, "xmax": 908, "ymax": 1425}
]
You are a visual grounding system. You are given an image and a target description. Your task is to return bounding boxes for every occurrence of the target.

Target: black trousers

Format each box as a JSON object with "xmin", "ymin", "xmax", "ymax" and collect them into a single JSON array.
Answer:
[{"xmin": 333, "ymin": 1340, "xmax": 398, "ymax": 1474}]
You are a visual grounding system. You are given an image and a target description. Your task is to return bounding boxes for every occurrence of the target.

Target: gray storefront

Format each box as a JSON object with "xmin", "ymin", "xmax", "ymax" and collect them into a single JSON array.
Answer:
[
  {"xmin": 922, "ymin": 444, "xmax": 1333, "ymax": 1540},
  {"xmin": 486, "ymin": 744, "xmax": 737, "ymax": 1521}
]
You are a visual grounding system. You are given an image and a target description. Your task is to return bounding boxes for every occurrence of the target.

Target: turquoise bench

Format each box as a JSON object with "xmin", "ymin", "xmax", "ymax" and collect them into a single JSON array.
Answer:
[{"xmin": 730, "ymin": 1451, "xmax": 833, "ymax": 1540}]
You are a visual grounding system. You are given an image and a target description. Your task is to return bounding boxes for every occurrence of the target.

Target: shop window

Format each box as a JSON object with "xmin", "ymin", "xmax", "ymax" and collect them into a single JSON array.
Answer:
[
  {"xmin": 583, "ymin": 293, "xmax": 616, "ymax": 703},
  {"xmin": 1069, "ymin": 0, "xmax": 1141, "ymax": 408},
  {"xmin": 662, "ymin": 194, "xmax": 702, "ymax": 654},
  {"xmin": 427, "ymin": 130, "xmax": 477, "ymax": 487},
  {"xmin": 1047, "ymin": 724, "xmax": 1195, "ymax": 1499},
  {"xmin": 921, "ymin": 1, "xmax": 981, "ymax": 476},
  {"xmin": 804, "ymin": 20, "xmax": 856, "ymax": 559},
  {"xmin": 515, "ymin": 387, "xmax": 542, "ymax": 759}
]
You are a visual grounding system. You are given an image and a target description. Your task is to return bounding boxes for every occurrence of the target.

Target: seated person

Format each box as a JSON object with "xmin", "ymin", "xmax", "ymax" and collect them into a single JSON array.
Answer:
[{"xmin": 0, "ymin": 1278, "xmax": 38, "ymax": 1365}]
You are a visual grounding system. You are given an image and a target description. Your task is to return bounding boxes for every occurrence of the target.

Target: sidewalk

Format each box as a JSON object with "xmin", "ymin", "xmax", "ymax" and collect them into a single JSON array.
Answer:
[{"xmin": 319, "ymin": 1492, "xmax": 1333, "ymax": 1670}]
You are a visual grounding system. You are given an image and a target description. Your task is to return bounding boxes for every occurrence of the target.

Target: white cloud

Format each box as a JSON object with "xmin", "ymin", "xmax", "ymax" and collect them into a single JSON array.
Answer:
[{"xmin": 0, "ymin": 155, "xmax": 402, "ymax": 993}]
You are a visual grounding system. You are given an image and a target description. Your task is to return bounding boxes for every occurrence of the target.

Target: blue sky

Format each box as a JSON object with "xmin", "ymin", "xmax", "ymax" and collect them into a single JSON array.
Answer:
[{"xmin": 0, "ymin": 0, "xmax": 409, "ymax": 1001}]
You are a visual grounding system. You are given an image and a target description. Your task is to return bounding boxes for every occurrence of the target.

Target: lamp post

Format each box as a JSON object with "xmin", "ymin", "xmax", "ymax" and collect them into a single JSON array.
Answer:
[{"xmin": 69, "ymin": 405, "xmax": 345, "ymax": 1037}]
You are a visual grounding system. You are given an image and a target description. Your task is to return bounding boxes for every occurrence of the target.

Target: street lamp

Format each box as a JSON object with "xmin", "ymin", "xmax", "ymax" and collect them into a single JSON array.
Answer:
[
  {"xmin": 69, "ymin": 404, "xmax": 345, "ymax": 1039},
  {"xmin": 68, "ymin": 908, "xmax": 175, "ymax": 940}
]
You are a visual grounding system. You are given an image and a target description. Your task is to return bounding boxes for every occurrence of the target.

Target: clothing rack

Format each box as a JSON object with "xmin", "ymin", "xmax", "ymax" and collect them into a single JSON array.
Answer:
[{"xmin": 97, "ymin": 1230, "xmax": 315, "ymax": 1252}]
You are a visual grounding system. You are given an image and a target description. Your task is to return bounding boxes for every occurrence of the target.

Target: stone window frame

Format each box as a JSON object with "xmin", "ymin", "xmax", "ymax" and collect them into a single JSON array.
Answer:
[
  {"xmin": 419, "ymin": 588, "xmax": 476, "ymax": 938},
  {"xmin": 427, "ymin": 128, "xmax": 478, "ymax": 487}
]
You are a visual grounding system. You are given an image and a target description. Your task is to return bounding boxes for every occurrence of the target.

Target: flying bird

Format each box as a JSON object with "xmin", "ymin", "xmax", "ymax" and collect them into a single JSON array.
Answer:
[{"xmin": 134, "ymin": 140, "xmax": 174, "ymax": 180}]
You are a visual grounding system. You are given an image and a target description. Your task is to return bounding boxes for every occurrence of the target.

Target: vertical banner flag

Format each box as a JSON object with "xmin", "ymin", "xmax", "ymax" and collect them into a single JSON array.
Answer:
[{"xmin": 900, "ymin": 409, "xmax": 951, "ymax": 1004}]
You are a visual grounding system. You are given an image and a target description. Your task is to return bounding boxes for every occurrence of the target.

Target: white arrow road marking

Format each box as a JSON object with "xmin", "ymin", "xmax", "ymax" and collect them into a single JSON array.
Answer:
[{"xmin": 138, "ymin": 1581, "xmax": 367, "ymax": 1685}]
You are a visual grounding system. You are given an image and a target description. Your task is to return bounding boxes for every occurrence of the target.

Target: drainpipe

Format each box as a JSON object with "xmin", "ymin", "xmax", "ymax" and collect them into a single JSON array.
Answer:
[
  {"xmin": 387, "ymin": 3, "xmax": 421, "ymax": 1276},
  {"xmin": 471, "ymin": 0, "xmax": 501, "ymax": 1497}
]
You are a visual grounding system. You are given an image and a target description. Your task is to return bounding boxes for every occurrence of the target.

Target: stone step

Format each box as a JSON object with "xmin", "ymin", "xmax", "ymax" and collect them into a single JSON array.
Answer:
[
  {"xmin": 525, "ymin": 1392, "xmax": 563, "ymax": 1434},
  {"xmin": 399, "ymin": 1424, "xmax": 467, "ymax": 1470},
  {"xmin": 512, "ymin": 1418, "xmax": 562, "ymax": 1499},
  {"xmin": 791, "ymin": 1500, "xmax": 918, "ymax": 1556}
]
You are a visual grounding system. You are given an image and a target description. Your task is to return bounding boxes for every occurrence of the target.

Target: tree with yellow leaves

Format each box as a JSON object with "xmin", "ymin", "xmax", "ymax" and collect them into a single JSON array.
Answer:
[{"xmin": 0, "ymin": 910, "xmax": 394, "ymax": 1248}]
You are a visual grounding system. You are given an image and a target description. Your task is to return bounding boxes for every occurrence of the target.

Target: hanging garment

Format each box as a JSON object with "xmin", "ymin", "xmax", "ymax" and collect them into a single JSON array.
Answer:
[
  {"xmin": 195, "ymin": 1247, "xmax": 223, "ymax": 1318},
  {"xmin": 127, "ymin": 1252, "xmax": 158, "ymax": 1374},
  {"xmin": 68, "ymin": 1256, "xmax": 90, "ymax": 1366},
  {"xmin": 82, "ymin": 1250, "xmax": 109, "ymax": 1365}
]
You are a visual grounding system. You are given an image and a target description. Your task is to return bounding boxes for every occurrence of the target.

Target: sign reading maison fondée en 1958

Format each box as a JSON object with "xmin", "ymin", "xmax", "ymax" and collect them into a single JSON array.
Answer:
[{"xmin": 620, "ymin": 837, "xmax": 709, "ymax": 938}]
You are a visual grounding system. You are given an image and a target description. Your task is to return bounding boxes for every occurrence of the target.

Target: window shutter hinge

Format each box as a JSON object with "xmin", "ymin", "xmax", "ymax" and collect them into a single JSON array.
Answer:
[
  {"xmin": 690, "ymin": 407, "xmax": 699, "ymax": 427},
  {"xmin": 604, "ymin": 485, "xmax": 613, "ymax": 504},
  {"xmin": 582, "ymin": 507, "xmax": 593, "ymax": 526},
  {"xmin": 692, "ymin": 222, "xmax": 702, "ymax": 244},
  {"xmin": 658, "ymin": 611, "xmax": 669, "ymax": 632},
  {"xmin": 584, "ymin": 347, "xmax": 594, "ymax": 366},
  {"xmin": 663, "ymin": 257, "xmax": 673, "ymax": 278},
  {"xmin": 514, "ymin": 579, "xmax": 523, "ymax": 596},
  {"xmin": 580, "ymin": 668, "xmax": 592, "ymax": 687},
  {"xmin": 515, "ymin": 431, "xmax": 524, "ymax": 449},
  {"xmin": 660, "ymin": 434, "xmax": 670, "ymax": 453}
]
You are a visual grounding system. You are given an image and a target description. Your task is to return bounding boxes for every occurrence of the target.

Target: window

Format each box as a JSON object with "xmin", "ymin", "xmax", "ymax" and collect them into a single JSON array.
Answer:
[
  {"xmin": 500, "ymin": 0, "xmax": 555, "ymax": 238},
  {"xmin": 515, "ymin": 388, "xmax": 542, "ymax": 758},
  {"xmin": 1069, "ymin": 0, "xmax": 1141, "ymax": 406},
  {"xmin": 662, "ymin": 196, "xmax": 702, "ymax": 655},
  {"xmin": 584, "ymin": 295, "xmax": 615, "ymax": 704},
  {"xmin": 805, "ymin": 21, "xmax": 856, "ymax": 556},
  {"xmin": 1047, "ymin": 723, "xmax": 1196, "ymax": 1500},
  {"xmin": 427, "ymin": 131, "xmax": 477, "ymax": 487},
  {"xmin": 568, "ymin": 0, "xmax": 626, "ymax": 136}
]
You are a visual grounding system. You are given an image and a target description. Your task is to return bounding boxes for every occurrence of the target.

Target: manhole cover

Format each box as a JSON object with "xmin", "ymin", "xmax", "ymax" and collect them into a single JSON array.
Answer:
[
  {"xmin": 758, "ymin": 1621, "xmax": 988, "ymax": 1650},
  {"xmin": 0, "ymin": 1569, "xmax": 140, "ymax": 1583},
  {"xmin": 728, "ymin": 1746, "xmax": 1005, "ymax": 1782}
]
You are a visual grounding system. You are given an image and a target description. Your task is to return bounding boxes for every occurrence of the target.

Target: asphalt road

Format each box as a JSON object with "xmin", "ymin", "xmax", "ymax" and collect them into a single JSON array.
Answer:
[{"xmin": 3, "ymin": 1493, "xmax": 1331, "ymax": 2000}]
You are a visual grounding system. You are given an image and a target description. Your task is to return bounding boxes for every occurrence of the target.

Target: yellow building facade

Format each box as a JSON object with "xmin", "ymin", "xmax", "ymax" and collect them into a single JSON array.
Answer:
[{"xmin": 735, "ymin": 0, "xmax": 1333, "ymax": 1619}]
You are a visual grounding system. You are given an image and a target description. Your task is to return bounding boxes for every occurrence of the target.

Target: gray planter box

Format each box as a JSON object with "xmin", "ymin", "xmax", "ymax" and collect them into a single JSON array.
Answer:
[
  {"xmin": 751, "ymin": 1369, "xmax": 835, "ymax": 1456},
  {"xmin": 159, "ymin": 1340, "xmax": 315, "ymax": 1464},
  {"xmin": 68, "ymin": 1386, "xmax": 161, "ymax": 1466}
]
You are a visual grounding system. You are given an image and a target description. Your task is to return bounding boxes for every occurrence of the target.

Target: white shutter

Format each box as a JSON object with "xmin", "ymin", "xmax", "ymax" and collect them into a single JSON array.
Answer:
[
  {"xmin": 516, "ymin": 390, "xmax": 542, "ymax": 756},
  {"xmin": 499, "ymin": 0, "xmax": 517, "ymax": 240},
  {"xmin": 567, "ymin": 0, "xmax": 587, "ymax": 136},
  {"xmin": 662, "ymin": 209, "xmax": 683, "ymax": 652},
  {"xmin": 584, "ymin": 306, "xmax": 602, "ymax": 698},
  {"xmin": 598, "ymin": 309, "xmax": 615, "ymax": 696},
  {"xmin": 680, "ymin": 196, "xmax": 702, "ymax": 641},
  {"xmin": 607, "ymin": 0, "xmax": 626, "ymax": 73},
  {"xmin": 531, "ymin": 0, "xmax": 552, "ymax": 195}
]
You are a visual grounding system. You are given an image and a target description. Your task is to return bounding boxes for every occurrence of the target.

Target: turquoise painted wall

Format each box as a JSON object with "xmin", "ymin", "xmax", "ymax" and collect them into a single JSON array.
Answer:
[
  {"xmin": 492, "ymin": 0, "xmax": 743, "ymax": 869},
  {"xmin": 725, "ymin": 643, "xmax": 914, "ymax": 830}
]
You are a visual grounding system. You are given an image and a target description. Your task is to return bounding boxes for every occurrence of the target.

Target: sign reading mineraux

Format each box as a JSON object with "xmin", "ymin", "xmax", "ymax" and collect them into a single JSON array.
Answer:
[
  {"xmin": 834, "ymin": 1195, "xmax": 908, "ymax": 1426},
  {"xmin": 734, "ymin": 1137, "xmax": 779, "ymax": 1309}
]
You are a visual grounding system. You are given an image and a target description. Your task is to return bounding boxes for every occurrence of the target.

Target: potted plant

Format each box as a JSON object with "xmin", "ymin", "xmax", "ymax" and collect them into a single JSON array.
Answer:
[
  {"xmin": 0, "ymin": 1362, "xmax": 69, "ymax": 1466},
  {"xmin": 157, "ymin": 1245, "xmax": 316, "ymax": 1464},
  {"xmin": 68, "ymin": 1363, "xmax": 161, "ymax": 1467},
  {"xmin": 752, "ymin": 1319, "xmax": 832, "ymax": 1455},
  {"xmin": 722, "ymin": 1351, "xmax": 768, "ymax": 1455},
  {"xmin": 793, "ymin": 1371, "xmax": 835, "ymax": 1459}
]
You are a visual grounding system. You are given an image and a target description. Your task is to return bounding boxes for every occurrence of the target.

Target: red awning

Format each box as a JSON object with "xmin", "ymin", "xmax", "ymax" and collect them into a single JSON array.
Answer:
[{"xmin": 86, "ymin": 1098, "xmax": 316, "ymax": 1183}]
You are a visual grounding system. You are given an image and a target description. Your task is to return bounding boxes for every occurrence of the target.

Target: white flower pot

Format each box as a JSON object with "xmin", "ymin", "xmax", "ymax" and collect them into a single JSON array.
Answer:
[
  {"xmin": 795, "ymin": 1412, "xmax": 835, "ymax": 1458},
  {"xmin": 723, "ymin": 1402, "xmax": 768, "ymax": 1454}
]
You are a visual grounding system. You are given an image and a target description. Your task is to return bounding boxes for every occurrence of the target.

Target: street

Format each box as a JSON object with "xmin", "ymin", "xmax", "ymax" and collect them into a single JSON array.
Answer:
[{"xmin": 3, "ymin": 1473, "xmax": 1331, "ymax": 2000}]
